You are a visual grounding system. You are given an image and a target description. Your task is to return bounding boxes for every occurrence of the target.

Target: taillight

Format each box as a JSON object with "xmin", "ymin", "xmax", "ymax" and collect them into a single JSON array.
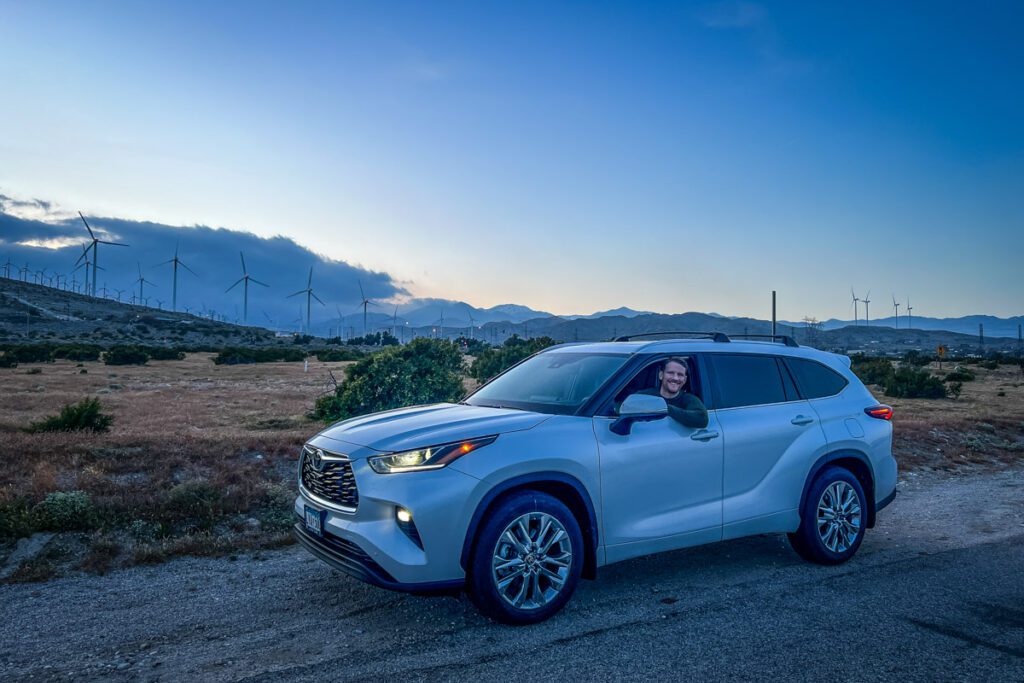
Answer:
[{"xmin": 864, "ymin": 405, "xmax": 893, "ymax": 420}]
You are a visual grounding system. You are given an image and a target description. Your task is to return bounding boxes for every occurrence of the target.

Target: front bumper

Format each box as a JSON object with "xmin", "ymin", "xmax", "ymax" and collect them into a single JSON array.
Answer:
[
  {"xmin": 293, "ymin": 522, "xmax": 463, "ymax": 593},
  {"xmin": 294, "ymin": 442, "xmax": 485, "ymax": 586}
]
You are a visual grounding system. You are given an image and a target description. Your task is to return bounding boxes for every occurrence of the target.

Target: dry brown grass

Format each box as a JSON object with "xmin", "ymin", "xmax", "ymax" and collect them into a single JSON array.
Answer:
[
  {"xmin": 876, "ymin": 361, "xmax": 1024, "ymax": 472},
  {"xmin": 0, "ymin": 353, "xmax": 354, "ymax": 573}
]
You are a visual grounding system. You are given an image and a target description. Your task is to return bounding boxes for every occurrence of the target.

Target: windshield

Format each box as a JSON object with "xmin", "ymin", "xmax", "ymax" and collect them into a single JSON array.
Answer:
[{"xmin": 466, "ymin": 352, "xmax": 629, "ymax": 415}]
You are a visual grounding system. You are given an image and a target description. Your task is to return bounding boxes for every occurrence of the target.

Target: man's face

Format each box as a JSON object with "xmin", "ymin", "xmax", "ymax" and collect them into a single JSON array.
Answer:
[{"xmin": 661, "ymin": 360, "xmax": 688, "ymax": 396}]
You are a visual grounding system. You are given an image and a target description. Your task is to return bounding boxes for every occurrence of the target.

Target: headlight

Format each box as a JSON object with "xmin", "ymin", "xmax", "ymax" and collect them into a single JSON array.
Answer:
[{"xmin": 368, "ymin": 435, "xmax": 497, "ymax": 474}]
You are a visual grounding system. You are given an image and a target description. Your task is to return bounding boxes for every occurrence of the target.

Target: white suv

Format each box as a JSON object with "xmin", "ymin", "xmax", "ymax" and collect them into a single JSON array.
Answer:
[{"xmin": 294, "ymin": 333, "xmax": 897, "ymax": 624}]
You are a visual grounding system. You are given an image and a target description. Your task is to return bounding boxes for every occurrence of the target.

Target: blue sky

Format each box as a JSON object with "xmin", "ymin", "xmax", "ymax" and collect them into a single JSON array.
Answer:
[{"xmin": 1, "ymin": 1, "xmax": 1022, "ymax": 319}]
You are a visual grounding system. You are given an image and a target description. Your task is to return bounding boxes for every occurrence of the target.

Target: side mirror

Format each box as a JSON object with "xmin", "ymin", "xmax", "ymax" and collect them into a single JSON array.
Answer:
[{"xmin": 610, "ymin": 394, "xmax": 668, "ymax": 435}]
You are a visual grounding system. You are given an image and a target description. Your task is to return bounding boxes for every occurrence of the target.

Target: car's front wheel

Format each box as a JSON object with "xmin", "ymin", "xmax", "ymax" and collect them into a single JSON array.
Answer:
[
  {"xmin": 788, "ymin": 466, "xmax": 867, "ymax": 565},
  {"xmin": 467, "ymin": 491, "xmax": 583, "ymax": 624}
]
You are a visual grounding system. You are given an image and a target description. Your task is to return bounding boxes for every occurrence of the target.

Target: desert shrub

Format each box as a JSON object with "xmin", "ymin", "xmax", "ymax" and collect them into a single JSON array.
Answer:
[
  {"xmin": 146, "ymin": 346, "xmax": 186, "ymax": 361},
  {"xmin": 26, "ymin": 397, "xmax": 114, "ymax": 433},
  {"xmin": 80, "ymin": 534, "xmax": 121, "ymax": 574},
  {"xmin": 979, "ymin": 359, "xmax": 999, "ymax": 370},
  {"xmin": 944, "ymin": 368, "xmax": 976, "ymax": 382},
  {"xmin": 883, "ymin": 367, "xmax": 947, "ymax": 399},
  {"xmin": 3, "ymin": 344, "xmax": 53, "ymax": 363},
  {"xmin": 470, "ymin": 335, "xmax": 559, "ymax": 382},
  {"xmin": 850, "ymin": 356, "xmax": 895, "ymax": 386},
  {"xmin": 163, "ymin": 480, "xmax": 223, "ymax": 529},
  {"xmin": 312, "ymin": 338, "xmax": 465, "ymax": 422},
  {"xmin": 35, "ymin": 491, "xmax": 96, "ymax": 531},
  {"xmin": 0, "ymin": 499, "xmax": 36, "ymax": 539},
  {"xmin": 212, "ymin": 347, "xmax": 306, "ymax": 364},
  {"xmin": 258, "ymin": 483, "xmax": 298, "ymax": 532},
  {"xmin": 946, "ymin": 381, "xmax": 963, "ymax": 400},
  {"xmin": 0, "ymin": 356, "xmax": 17, "ymax": 368},
  {"xmin": 345, "ymin": 331, "xmax": 399, "ymax": 347},
  {"xmin": 901, "ymin": 350, "xmax": 933, "ymax": 367},
  {"xmin": 26, "ymin": 367, "xmax": 41, "ymax": 375},
  {"xmin": 292, "ymin": 334, "xmax": 315, "ymax": 345},
  {"xmin": 456, "ymin": 336, "xmax": 490, "ymax": 355},
  {"xmin": 314, "ymin": 348, "xmax": 365, "ymax": 362},
  {"xmin": 50, "ymin": 344, "xmax": 102, "ymax": 361},
  {"xmin": 103, "ymin": 345, "xmax": 149, "ymax": 365}
]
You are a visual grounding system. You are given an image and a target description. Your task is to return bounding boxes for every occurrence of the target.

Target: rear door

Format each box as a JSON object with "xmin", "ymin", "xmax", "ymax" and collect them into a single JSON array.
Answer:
[{"xmin": 707, "ymin": 353, "xmax": 828, "ymax": 537}]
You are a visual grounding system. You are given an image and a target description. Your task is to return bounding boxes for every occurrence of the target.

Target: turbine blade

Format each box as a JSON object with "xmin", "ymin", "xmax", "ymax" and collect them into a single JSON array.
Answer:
[
  {"xmin": 312, "ymin": 292, "xmax": 325, "ymax": 306},
  {"xmin": 226, "ymin": 278, "xmax": 244, "ymax": 293},
  {"xmin": 78, "ymin": 211, "xmax": 95, "ymax": 239},
  {"xmin": 239, "ymin": 251, "xmax": 247, "ymax": 274},
  {"xmin": 250, "ymin": 278, "xmax": 269, "ymax": 287},
  {"xmin": 180, "ymin": 262, "xmax": 198, "ymax": 276},
  {"xmin": 287, "ymin": 290, "xmax": 305, "ymax": 298},
  {"xmin": 307, "ymin": 267, "xmax": 313, "ymax": 288},
  {"xmin": 97, "ymin": 240, "xmax": 129, "ymax": 247}
]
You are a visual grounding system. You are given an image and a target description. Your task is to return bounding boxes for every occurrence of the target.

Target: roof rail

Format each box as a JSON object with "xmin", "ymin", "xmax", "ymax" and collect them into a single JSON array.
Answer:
[
  {"xmin": 612, "ymin": 331, "xmax": 731, "ymax": 343},
  {"xmin": 729, "ymin": 334, "xmax": 799, "ymax": 347}
]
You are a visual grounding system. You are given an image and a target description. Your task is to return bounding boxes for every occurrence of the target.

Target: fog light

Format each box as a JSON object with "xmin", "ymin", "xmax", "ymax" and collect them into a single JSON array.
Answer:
[
  {"xmin": 395, "ymin": 507, "xmax": 422, "ymax": 549},
  {"xmin": 396, "ymin": 507, "xmax": 413, "ymax": 523}
]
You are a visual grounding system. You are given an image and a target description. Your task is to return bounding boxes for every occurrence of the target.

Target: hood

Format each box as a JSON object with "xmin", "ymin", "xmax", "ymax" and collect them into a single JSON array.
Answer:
[{"xmin": 317, "ymin": 403, "xmax": 550, "ymax": 454}]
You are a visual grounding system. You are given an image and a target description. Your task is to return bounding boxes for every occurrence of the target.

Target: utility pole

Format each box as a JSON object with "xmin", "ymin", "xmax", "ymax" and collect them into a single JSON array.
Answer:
[
  {"xmin": 771, "ymin": 290, "xmax": 776, "ymax": 337},
  {"xmin": 979, "ymin": 323, "xmax": 985, "ymax": 350}
]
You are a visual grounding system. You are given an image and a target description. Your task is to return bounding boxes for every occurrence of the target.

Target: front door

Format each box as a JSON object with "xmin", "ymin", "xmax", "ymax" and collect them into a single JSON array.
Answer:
[{"xmin": 594, "ymin": 410, "xmax": 724, "ymax": 564}]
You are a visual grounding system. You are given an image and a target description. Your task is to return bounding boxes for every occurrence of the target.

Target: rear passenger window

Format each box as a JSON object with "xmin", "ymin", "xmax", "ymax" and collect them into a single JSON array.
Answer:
[
  {"xmin": 711, "ymin": 354, "xmax": 787, "ymax": 408},
  {"xmin": 785, "ymin": 358, "xmax": 848, "ymax": 399}
]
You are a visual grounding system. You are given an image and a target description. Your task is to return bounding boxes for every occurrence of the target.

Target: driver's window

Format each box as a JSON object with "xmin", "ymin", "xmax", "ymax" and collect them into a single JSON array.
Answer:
[{"xmin": 612, "ymin": 356, "xmax": 702, "ymax": 407}]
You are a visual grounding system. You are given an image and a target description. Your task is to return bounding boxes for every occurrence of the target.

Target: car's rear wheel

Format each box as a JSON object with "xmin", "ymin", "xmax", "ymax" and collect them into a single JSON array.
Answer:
[
  {"xmin": 788, "ymin": 466, "xmax": 867, "ymax": 565},
  {"xmin": 467, "ymin": 491, "xmax": 583, "ymax": 624}
]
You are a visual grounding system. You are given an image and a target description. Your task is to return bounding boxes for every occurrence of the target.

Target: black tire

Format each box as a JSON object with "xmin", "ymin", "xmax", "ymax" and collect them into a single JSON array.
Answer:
[
  {"xmin": 788, "ymin": 465, "xmax": 868, "ymax": 565},
  {"xmin": 467, "ymin": 490, "xmax": 584, "ymax": 625}
]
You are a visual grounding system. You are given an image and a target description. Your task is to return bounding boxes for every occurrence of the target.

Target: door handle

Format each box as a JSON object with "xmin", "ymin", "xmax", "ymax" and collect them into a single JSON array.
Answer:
[
  {"xmin": 791, "ymin": 415, "xmax": 815, "ymax": 426},
  {"xmin": 691, "ymin": 429, "xmax": 720, "ymax": 442}
]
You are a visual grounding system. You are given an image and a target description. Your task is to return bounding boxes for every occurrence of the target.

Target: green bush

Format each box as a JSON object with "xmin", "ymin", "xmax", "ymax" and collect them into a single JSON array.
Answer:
[
  {"xmin": 0, "ymin": 355, "xmax": 17, "ymax": 368},
  {"xmin": 163, "ymin": 480, "xmax": 223, "ymax": 529},
  {"xmin": 469, "ymin": 335, "xmax": 559, "ymax": 382},
  {"xmin": 947, "ymin": 381, "xmax": 963, "ymax": 400},
  {"xmin": 345, "ymin": 331, "xmax": 399, "ymax": 347},
  {"xmin": 944, "ymin": 368, "xmax": 976, "ymax": 382},
  {"xmin": 979, "ymin": 359, "xmax": 999, "ymax": 370},
  {"xmin": 3, "ymin": 344, "xmax": 53, "ymax": 363},
  {"xmin": 147, "ymin": 346, "xmax": 186, "ymax": 361},
  {"xmin": 312, "ymin": 338, "xmax": 465, "ymax": 422},
  {"xmin": 314, "ymin": 348, "xmax": 365, "ymax": 362},
  {"xmin": 850, "ymin": 357, "xmax": 895, "ymax": 386},
  {"xmin": 26, "ymin": 398, "xmax": 114, "ymax": 433},
  {"xmin": 884, "ymin": 367, "xmax": 947, "ymax": 399},
  {"xmin": 50, "ymin": 344, "xmax": 102, "ymax": 361},
  {"xmin": 103, "ymin": 345, "xmax": 149, "ymax": 365},
  {"xmin": 456, "ymin": 336, "xmax": 490, "ymax": 355},
  {"xmin": 901, "ymin": 350, "xmax": 933, "ymax": 367},
  {"xmin": 0, "ymin": 499, "xmax": 36, "ymax": 539},
  {"xmin": 212, "ymin": 347, "xmax": 307, "ymax": 364},
  {"xmin": 35, "ymin": 491, "xmax": 96, "ymax": 531}
]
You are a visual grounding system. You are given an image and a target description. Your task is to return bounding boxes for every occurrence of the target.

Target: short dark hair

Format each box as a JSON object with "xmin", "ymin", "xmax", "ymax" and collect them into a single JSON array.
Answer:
[{"xmin": 663, "ymin": 357, "xmax": 689, "ymax": 372}]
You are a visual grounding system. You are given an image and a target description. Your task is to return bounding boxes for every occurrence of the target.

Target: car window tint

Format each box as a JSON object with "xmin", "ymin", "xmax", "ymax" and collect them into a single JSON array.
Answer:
[
  {"xmin": 785, "ymin": 357, "xmax": 848, "ymax": 399},
  {"xmin": 712, "ymin": 354, "xmax": 787, "ymax": 408}
]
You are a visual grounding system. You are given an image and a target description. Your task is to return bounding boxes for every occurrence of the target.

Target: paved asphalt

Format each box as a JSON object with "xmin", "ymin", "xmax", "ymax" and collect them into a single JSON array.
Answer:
[{"xmin": 1, "ymin": 469, "xmax": 1022, "ymax": 682}]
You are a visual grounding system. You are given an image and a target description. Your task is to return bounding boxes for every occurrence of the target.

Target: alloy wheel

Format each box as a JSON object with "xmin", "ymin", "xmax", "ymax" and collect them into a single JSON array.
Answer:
[
  {"xmin": 491, "ymin": 512, "xmax": 573, "ymax": 610},
  {"xmin": 816, "ymin": 481, "xmax": 862, "ymax": 553}
]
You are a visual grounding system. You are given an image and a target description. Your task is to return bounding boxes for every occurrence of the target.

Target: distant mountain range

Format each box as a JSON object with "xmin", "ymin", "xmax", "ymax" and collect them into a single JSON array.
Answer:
[{"xmin": 782, "ymin": 315, "xmax": 1024, "ymax": 340}]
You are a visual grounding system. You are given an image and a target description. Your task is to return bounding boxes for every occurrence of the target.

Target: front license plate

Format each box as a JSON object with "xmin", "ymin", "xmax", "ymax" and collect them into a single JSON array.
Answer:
[{"xmin": 304, "ymin": 506, "xmax": 323, "ymax": 536}]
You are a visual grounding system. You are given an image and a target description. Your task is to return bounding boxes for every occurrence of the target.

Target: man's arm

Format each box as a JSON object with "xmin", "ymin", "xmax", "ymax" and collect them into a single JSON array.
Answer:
[{"xmin": 666, "ymin": 393, "xmax": 709, "ymax": 429}]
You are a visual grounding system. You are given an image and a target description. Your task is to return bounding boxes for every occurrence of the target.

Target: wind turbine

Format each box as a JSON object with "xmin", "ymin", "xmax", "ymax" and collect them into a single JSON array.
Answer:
[
  {"xmin": 467, "ymin": 311, "xmax": 477, "ymax": 340},
  {"xmin": 287, "ymin": 267, "xmax": 324, "ymax": 332},
  {"xmin": 850, "ymin": 288, "xmax": 860, "ymax": 325},
  {"xmin": 906, "ymin": 297, "xmax": 913, "ymax": 329},
  {"xmin": 134, "ymin": 262, "xmax": 157, "ymax": 304},
  {"xmin": 158, "ymin": 242, "xmax": 197, "ymax": 312},
  {"xmin": 77, "ymin": 211, "xmax": 128, "ymax": 297},
  {"xmin": 1, "ymin": 257, "xmax": 12, "ymax": 279},
  {"xmin": 226, "ymin": 252, "xmax": 269, "ymax": 324},
  {"xmin": 892, "ymin": 294, "xmax": 900, "ymax": 329},
  {"xmin": 357, "ymin": 280, "xmax": 378, "ymax": 337},
  {"xmin": 113, "ymin": 288, "xmax": 125, "ymax": 302},
  {"xmin": 862, "ymin": 291, "xmax": 871, "ymax": 326},
  {"xmin": 392, "ymin": 306, "xmax": 400, "ymax": 340}
]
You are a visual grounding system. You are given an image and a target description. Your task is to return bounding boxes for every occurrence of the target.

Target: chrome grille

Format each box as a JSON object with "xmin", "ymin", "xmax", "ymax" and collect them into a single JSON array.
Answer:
[{"xmin": 300, "ymin": 447, "xmax": 359, "ymax": 510}]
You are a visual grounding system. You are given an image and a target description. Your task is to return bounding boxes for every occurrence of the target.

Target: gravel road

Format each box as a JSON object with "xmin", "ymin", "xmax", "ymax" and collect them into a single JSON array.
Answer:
[{"xmin": 2, "ymin": 469, "xmax": 1023, "ymax": 682}]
